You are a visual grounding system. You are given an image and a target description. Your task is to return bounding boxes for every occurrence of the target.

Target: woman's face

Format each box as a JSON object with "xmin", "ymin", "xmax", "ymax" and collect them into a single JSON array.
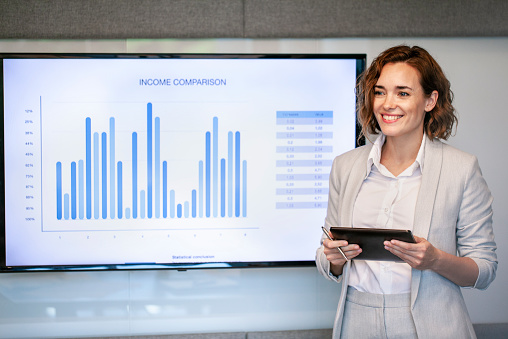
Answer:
[{"xmin": 373, "ymin": 62, "xmax": 437, "ymax": 143}]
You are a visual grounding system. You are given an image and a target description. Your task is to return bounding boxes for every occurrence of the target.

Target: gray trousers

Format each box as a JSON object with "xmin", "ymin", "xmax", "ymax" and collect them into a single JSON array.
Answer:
[{"xmin": 340, "ymin": 286, "xmax": 418, "ymax": 339}]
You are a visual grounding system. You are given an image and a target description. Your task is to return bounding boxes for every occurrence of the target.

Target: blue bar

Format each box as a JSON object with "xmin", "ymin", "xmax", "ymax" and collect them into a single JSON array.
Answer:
[
  {"xmin": 155, "ymin": 117, "xmax": 160, "ymax": 218},
  {"xmin": 170, "ymin": 190, "xmax": 175, "ymax": 218},
  {"xmin": 86, "ymin": 117, "xmax": 91, "ymax": 219},
  {"xmin": 276, "ymin": 173, "xmax": 330, "ymax": 181},
  {"xmin": 102, "ymin": 132, "xmax": 107, "ymax": 219},
  {"xmin": 243, "ymin": 160, "xmax": 247, "ymax": 217},
  {"xmin": 276, "ymin": 146, "xmax": 333, "ymax": 153},
  {"xmin": 78, "ymin": 160, "xmax": 84, "ymax": 219},
  {"xmin": 228, "ymin": 132, "xmax": 233, "ymax": 217},
  {"xmin": 125, "ymin": 208, "xmax": 130, "ymax": 219},
  {"xmin": 177, "ymin": 203, "xmax": 182, "ymax": 218},
  {"xmin": 192, "ymin": 189, "xmax": 197, "ymax": 218},
  {"xmin": 184, "ymin": 202, "xmax": 189, "ymax": 218},
  {"xmin": 213, "ymin": 116, "xmax": 218, "ymax": 217},
  {"xmin": 110, "ymin": 118, "xmax": 115, "ymax": 219},
  {"xmin": 276, "ymin": 117, "xmax": 333, "ymax": 125},
  {"xmin": 147, "ymin": 103, "xmax": 152, "ymax": 219},
  {"xmin": 205, "ymin": 131, "xmax": 211, "ymax": 217},
  {"xmin": 276, "ymin": 188, "xmax": 329, "ymax": 195},
  {"xmin": 64, "ymin": 194, "xmax": 69, "ymax": 220},
  {"xmin": 56, "ymin": 162, "xmax": 62, "ymax": 220},
  {"xmin": 199, "ymin": 161, "xmax": 203, "ymax": 218},
  {"xmin": 163, "ymin": 161, "xmax": 167, "ymax": 218},
  {"xmin": 140, "ymin": 190, "xmax": 145, "ymax": 219},
  {"xmin": 71, "ymin": 161, "xmax": 76, "ymax": 219},
  {"xmin": 118, "ymin": 161, "xmax": 123, "ymax": 219},
  {"xmin": 276, "ymin": 111, "xmax": 333, "ymax": 118},
  {"xmin": 94, "ymin": 132, "xmax": 99, "ymax": 219},
  {"xmin": 132, "ymin": 132, "xmax": 137, "ymax": 219},
  {"xmin": 221, "ymin": 158, "xmax": 225, "ymax": 217},
  {"xmin": 276, "ymin": 202, "xmax": 327, "ymax": 209},
  {"xmin": 276, "ymin": 132, "xmax": 333, "ymax": 139},
  {"xmin": 276, "ymin": 160, "xmax": 333, "ymax": 167},
  {"xmin": 235, "ymin": 131, "xmax": 240, "ymax": 217}
]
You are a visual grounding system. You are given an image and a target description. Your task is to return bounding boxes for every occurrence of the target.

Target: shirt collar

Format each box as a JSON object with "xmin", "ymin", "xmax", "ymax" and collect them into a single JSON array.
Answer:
[{"xmin": 366, "ymin": 134, "xmax": 426, "ymax": 178}]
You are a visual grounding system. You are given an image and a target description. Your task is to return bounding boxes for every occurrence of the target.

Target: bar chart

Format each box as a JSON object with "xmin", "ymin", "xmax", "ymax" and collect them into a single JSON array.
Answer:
[{"xmin": 55, "ymin": 103, "xmax": 247, "ymax": 223}]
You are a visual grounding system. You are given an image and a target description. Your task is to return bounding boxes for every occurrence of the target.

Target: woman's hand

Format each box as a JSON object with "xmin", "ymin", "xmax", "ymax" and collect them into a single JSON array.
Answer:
[
  {"xmin": 384, "ymin": 235, "xmax": 479, "ymax": 287},
  {"xmin": 383, "ymin": 236, "xmax": 440, "ymax": 270},
  {"xmin": 323, "ymin": 239, "xmax": 362, "ymax": 276}
]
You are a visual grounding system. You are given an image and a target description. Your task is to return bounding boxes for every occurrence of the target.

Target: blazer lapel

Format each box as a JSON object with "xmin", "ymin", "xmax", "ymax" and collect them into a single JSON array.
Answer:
[
  {"xmin": 411, "ymin": 137, "xmax": 443, "ymax": 307},
  {"xmin": 341, "ymin": 146, "xmax": 370, "ymax": 226}
]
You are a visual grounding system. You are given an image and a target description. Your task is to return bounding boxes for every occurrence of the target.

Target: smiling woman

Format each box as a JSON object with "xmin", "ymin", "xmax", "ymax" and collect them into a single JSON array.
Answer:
[{"xmin": 316, "ymin": 45, "xmax": 497, "ymax": 339}]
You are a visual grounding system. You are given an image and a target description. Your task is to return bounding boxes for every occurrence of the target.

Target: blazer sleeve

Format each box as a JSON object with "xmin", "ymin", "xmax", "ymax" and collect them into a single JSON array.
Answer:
[
  {"xmin": 456, "ymin": 156, "xmax": 497, "ymax": 290},
  {"xmin": 316, "ymin": 156, "xmax": 343, "ymax": 283}
]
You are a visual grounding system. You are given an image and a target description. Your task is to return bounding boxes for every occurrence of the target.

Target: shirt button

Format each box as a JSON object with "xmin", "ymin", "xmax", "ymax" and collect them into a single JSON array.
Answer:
[{"xmin": 384, "ymin": 208, "xmax": 389, "ymax": 213}]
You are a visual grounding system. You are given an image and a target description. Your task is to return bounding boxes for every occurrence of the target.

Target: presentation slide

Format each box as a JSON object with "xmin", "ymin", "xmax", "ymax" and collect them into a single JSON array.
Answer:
[{"xmin": 2, "ymin": 56, "xmax": 358, "ymax": 268}]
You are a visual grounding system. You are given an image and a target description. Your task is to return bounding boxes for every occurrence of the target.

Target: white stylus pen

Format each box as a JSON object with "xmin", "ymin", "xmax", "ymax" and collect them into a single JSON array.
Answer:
[{"xmin": 321, "ymin": 226, "xmax": 349, "ymax": 261}]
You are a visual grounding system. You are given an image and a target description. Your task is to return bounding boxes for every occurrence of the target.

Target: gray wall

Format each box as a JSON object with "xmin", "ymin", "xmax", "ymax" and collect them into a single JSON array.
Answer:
[
  {"xmin": 0, "ymin": 0, "xmax": 507, "ymax": 39},
  {"xmin": 0, "ymin": 1, "xmax": 507, "ymax": 339}
]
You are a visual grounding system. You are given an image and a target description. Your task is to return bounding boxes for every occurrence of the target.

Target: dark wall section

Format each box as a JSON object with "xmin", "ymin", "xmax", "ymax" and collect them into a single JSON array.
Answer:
[{"xmin": 0, "ymin": 0, "xmax": 507, "ymax": 39}]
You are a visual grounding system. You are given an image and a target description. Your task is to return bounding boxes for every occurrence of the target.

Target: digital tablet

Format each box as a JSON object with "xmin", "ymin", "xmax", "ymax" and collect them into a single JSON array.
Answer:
[{"xmin": 329, "ymin": 227, "xmax": 416, "ymax": 262}]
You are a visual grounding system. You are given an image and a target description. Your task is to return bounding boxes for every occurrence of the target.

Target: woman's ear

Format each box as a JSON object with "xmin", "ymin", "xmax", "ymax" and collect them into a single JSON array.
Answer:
[{"xmin": 425, "ymin": 90, "xmax": 439, "ymax": 112}]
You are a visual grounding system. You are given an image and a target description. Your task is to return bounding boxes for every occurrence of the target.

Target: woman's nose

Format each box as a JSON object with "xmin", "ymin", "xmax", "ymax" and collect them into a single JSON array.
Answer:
[{"xmin": 383, "ymin": 94, "xmax": 396, "ymax": 110}]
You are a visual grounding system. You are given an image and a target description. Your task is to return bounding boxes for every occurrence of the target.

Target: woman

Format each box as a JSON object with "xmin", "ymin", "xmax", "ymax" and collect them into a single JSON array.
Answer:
[{"xmin": 316, "ymin": 45, "xmax": 497, "ymax": 338}]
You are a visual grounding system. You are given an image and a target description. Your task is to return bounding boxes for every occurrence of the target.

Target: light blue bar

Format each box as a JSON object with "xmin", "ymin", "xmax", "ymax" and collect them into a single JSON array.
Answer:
[
  {"xmin": 276, "ymin": 146, "xmax": 333, "ymax": 153},
  {"xmin": 276, "ymin": 160, "xmax": 333, "ymax": 167},
  {"xmin": 276, "ymin": 188, "xmax": 329, "ymax": 195},
  {"xmin": 205, "ymin": 131, "xmax": 211, "ymax": 217},
  {"xmin": 78, "ymin": 160, "xmax": 84, "ymax": 219},
  {"xmin": 199, "ymin": 161, "xmax": 203, "ymax": 218},
  {"xmin": 71, "ymin": 161, "xmax": 76, "ymax": 219},
  {"xmin": 94, "ymin": 132, "xmax": 99, "ymax": 219},
  {"xmin": 192, "ymin": 189, "xmax": 197, "ymax": 218},
  {"xmin": 101, "ymin": 132, "xmax": 107, "ymax": 219},
  {"xmin": 276, "ymin": 174, "xmax": 330, "ymax": 181},
  {"xmin": 170, "ymin": 190, "xmax": 175, "ymax": 218},
  {"xmin": 86, "ymin": 117, "xmax": 91, "ymax": 219},
  {"xmin": 140, "ymin": 190, "xmax": 146, "ymax": 219},
  {"xmin": 276, "ymin": 132, "xmax": 333, "ymax": 139},
  {"xmin": 221, "ymin": 158, "xmax": 225, "ymax": 217},
  {"xmin": 64, "ymin": 194, "xmax": 70, "ymax": 220},
  {"xmin": 125, "ymin": 208, "xmax": 130, "ymax": 219},
  {"xmin": 155, "ymin": 117, "xmax": 160, "ymax": 218},
  {"xmin": 184, "ymin": 201, "xmax": 189, "ymax": 218},
  {"xmin": 110, "ymin": 118, "xmax": 115, "ymax": 219},
  {"xmin": 213, "ymin": 116, "xmax": 218, "ymax": 218},
  {"xmin": 276, "ymin": 118, "xmax": 333, "ymax": 125},
  {"xmin": 242, "ymin": 160, "xmax": 247, "ymax": 218},
  {"xmin": 177, "ymin": 203, "xmax": 182, "ymax": 218},
  {"xmin": 132, "ymin": 132, "xmax": 137, "ymax": 219},
  {"xmin": 276, "ymin": 111, "xmax": 333, "ymax": 118},
  {"xmin": 228, "ymin": 132, "xmax": 233, "ymax": 217},
  {"xmin": 118, "ymin": 161, "xmax": 123, "ymax": 219},
  {"xmin": 147, "ymin": 103, "xmax": 152, "ymax": 219},
  {"xmin": 163, "ymin": 161, "xmax": 167, "ymax": 218},
  {"xmin": 235, "ymin": 132, "xmax": 240, "ymax": 217},
  {"xmin": 276, "ymin": 201, "xmax": 327, "ymax": 209},
  {"xmin": 56, "ymin": 162, "xmax": 62, "ymax": 220}
]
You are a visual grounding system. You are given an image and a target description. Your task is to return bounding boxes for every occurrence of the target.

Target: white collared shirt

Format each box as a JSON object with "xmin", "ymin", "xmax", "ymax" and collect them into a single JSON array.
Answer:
[{"xmin": 348, "ymin": 134, "xmax": 425, "ymax": 294}]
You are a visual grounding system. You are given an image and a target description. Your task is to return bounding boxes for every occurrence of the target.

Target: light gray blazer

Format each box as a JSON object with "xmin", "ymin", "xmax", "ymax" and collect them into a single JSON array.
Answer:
[{"xmin": 316, "ymin": 137, "xmax": 497, "ymax": 339}]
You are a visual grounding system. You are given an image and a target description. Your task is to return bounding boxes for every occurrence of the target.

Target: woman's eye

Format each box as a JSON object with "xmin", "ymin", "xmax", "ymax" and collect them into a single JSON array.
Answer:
[
  {"xmin": 399, "ymin": 91, "xmax": 409, "ymax": 97},
  {"xmin": 374, "ymin": 91, "xmax": 384, "ymax": 96}
]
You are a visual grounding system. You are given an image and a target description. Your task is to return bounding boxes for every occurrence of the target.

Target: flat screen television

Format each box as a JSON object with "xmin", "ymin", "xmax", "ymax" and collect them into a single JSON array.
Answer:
[{"xmin": 0, "ymin": 53, "xmax": 365, "ymax": 272}]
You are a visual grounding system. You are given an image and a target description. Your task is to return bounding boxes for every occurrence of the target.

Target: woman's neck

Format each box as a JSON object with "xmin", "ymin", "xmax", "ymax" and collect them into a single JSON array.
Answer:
[{"xmin": 380, "ymin": 133, "xmax": 424, "ymax": 176}]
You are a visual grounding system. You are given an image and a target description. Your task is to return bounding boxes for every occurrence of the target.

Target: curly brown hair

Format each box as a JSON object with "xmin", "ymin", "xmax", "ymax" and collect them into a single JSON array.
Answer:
[{"xmin": 357, "ymin": 45, "xmax": 457, "ymax": 141}]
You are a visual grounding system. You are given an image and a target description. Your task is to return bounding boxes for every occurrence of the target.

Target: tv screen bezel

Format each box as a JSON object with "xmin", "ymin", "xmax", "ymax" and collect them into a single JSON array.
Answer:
[{"xmin": 0, "ymin": 52, "xmax": 366, "ymax": 273}]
